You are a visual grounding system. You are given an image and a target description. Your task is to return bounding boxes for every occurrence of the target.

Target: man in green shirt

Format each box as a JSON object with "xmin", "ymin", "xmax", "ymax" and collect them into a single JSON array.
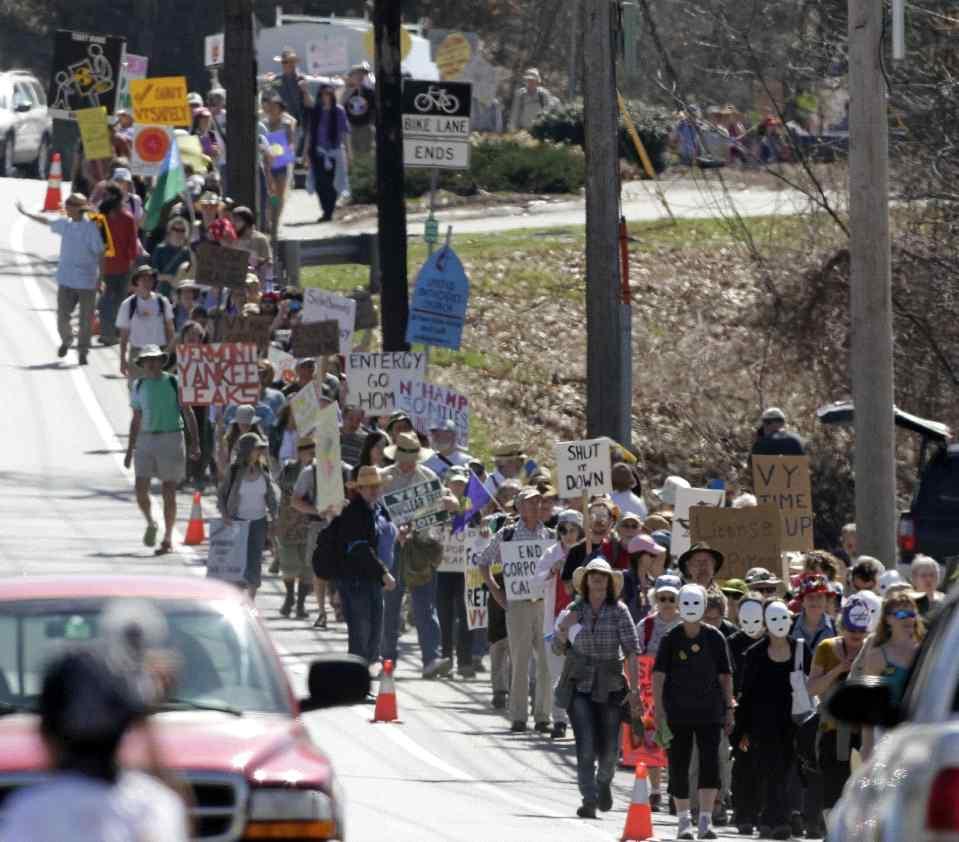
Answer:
[{"xmin": 124, "ymin": 345, "xmax": 200, "ymax": 555}]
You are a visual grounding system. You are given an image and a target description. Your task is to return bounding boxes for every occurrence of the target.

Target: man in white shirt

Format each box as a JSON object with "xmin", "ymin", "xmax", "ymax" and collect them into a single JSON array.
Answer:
[
  {"xmin": 116, "ymin": 265, "xmax": 175, "ymax": 386},
  {"xmin": 423, "ymin": 419, "xmax": 473, "ymax": 479}
]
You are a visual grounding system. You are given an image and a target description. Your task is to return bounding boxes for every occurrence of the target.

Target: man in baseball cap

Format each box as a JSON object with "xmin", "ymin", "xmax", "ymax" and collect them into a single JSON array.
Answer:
[
  {"xmin": 751, "ymin": 405, "xmax": 806, "ymax": 456},
  {"xmin": 424, "ymin": 418, "xmax": 474, "ymax": 479}
]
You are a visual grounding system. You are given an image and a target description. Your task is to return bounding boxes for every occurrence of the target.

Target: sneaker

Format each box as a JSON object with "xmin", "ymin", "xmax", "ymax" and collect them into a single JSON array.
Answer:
[
  {"xmin": 534, "ymin": 721, "xmax": 551, "ymax": 734},
  {"xmin": 597, "ymin": 782, "xmax": 612, "ymax": 812},
  {"xmin": 457, "ymin": 665, "xmax": 476, "ymax": 679},
  {"xmin": 677, "ymin": 814, "xmax": 694, "ymax": 840},
  {"xmin": 712, "ymin": 803, "xmax": 727, "ymax": 826},
  {"xmin": 491, "ymin": 691, "xmax": 508, "ymax": 710},
  {"xmin": 78, "ymin": 353, "xmax": 88, "ymax": 366},
  {"xmin": 422, "ymin": 658, "xmax": 452, "ymax": 679},
  {"xmin": 697, "ymin": 815, "xmax": 717, "ymax": 840},
  {"xmin": 550, "ymin": 722, "xmax": 567, "ymax": 740},
  {"xmin": 312, "ymin": 612, "xmax": 327, "ymax": 630},
  {"xmin": 57, "ymin": 343, "xmax": 68, "ymax": 358},
  {"xmin": 576, "ymin": 802, "xmax": 597, "ymax": 819},
  {"xmin": 295, "ymin": 605, "xmax": 310, "ymax": 620},
  {"xmin": 279, "ymin": 594, "xmax": 294, "ymax": 618},
  {"xmin": 509, "ymin": 720, "xmax": 527, "ymax": 733},
  {"xmin": 473, "ymin": 659, "xmax": 487, "ymax": 673}
]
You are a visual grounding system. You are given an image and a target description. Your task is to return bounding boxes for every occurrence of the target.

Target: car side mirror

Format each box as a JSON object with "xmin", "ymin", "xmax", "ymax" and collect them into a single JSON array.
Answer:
[
  {"xmin": 299, "ymin": 654, "xmax": 370, "ymax": 712},
  {"xmin": 827, "ymin": 677, "xmax": 901, "ymax": 728},
  {"xmin": 15, "ymin": 102, "xmax": 30, "ymax": 113}
]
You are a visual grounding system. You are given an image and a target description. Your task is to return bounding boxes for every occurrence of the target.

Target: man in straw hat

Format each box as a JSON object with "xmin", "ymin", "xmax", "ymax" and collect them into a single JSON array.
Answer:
[
  {"xmin": 483, "ymin": 442, "xmax": 529, "ymax": 497},
  {"xmin": 17, "ymin": 194, "xmax": 106, "ymax": 365}
]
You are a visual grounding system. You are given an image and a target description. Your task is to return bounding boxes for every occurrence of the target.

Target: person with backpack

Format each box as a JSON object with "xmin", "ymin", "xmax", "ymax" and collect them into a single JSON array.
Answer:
[
  {"xmin": 116, "ymin": 265, "xmax": 175, "ymax": 387},
  {"xmin": 509, "ymin": 68, "xmax": 558, "ymax": 131},
  {"xmin": 96, "ymin": 182, "xmax": 140, "ymax": 348},
  {"xmin": 123, "ymin": 345, "xmax": 200, "ymax": 555}
]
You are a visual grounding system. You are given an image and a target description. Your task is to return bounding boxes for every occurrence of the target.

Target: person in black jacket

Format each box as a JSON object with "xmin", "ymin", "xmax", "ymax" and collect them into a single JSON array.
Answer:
[
  {"xmin": 334, "ymin": 466, "xmax": 397, "ymax": 663},
  {"xmin": 750, "ymin": 407, "xmax": 806, "ymax": 456}
]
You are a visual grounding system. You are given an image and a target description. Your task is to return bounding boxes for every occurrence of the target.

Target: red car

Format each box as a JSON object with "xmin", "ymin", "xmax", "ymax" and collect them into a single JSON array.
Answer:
[{"xmin": 0, "ymin": 575, "xmax": 368, "ymax": 841}]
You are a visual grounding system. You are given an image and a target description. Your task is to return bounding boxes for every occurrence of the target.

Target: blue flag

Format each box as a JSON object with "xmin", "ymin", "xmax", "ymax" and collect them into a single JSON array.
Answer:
[{"xmin": 451, "ymin": 472, "xmax": 493, "ymax": 534}]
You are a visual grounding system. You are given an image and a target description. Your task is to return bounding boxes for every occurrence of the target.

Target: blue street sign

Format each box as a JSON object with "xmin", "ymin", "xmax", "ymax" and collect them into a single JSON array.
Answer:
[{"xmin": 406, "ymin": 245, "xmax": 470, "ymax": 350}]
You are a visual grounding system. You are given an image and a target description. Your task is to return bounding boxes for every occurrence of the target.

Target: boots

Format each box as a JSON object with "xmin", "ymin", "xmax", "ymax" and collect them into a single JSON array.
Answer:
[
  {"xmin": 296, "ymin": 582, "xmax": 310, "ymax": 619},
  {"xmin": 279, "ymin": 581, "xmax": 295, "ymax": 618}
]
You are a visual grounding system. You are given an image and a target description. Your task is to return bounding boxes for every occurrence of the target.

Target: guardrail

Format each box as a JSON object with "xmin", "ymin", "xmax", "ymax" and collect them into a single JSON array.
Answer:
[{"xmin": 276, "ymin": 234, "xmax": 381, "ymax": 293}]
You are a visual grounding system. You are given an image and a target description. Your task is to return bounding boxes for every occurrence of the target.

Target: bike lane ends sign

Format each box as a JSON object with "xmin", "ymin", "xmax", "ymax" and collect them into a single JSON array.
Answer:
[{"xmin": 402, "ymin": 79, "xmax": 472, "ymax": 171}]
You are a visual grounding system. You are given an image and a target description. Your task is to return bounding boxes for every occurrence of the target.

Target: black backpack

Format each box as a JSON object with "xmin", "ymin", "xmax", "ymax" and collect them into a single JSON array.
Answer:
[{"xmin": 311, "ymin": 516, "xmax": 344, "ymax": 581}]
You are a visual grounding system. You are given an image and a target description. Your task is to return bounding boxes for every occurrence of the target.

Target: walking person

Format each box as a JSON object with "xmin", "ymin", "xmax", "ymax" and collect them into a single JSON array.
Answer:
[
  {"xmin": 306, "ymin": 83, "xmax": 350, "ymax": 223},
  {"xmin": 262, "ymin": 94, "xmax": 297, "ymax": 242},
  {"xmin": 123, "ymin": 346, "xmax": 200, "ymax": 554},
  {"xmin": 553, "ymin": 558, "xmax": 641, "ymax": 818},
  {"xmin": 217, "ymin": 432, "xmax": 280, "ymax": 601},
  {"xmin": 96, "ymin": 182, "xmax": 139, "ymax": 348},
  {"xmin": 275, "ymin": 437, "xmax": 317, "ymax": 619},
  {"xmin": 16, "ymin": 195, "xmax": 105, "ymax": 365},
  {"xmin": 116, "ymin": 265, "xmax": 176, "ymax": 387},
  {"xmin": 653, "ymin": 583, "xmax": 735, "ymax": 840}
]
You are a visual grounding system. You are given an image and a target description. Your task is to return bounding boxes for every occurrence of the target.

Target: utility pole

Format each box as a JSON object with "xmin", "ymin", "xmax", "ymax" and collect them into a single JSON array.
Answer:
[
  {"xmin": 373, "ymin": 0, "xmax": 409, "ymax": 351},
  {"xmin": 224, "ymin": 0, "xmax": 257, "ymax": 211},
  {"xmin": 848, "ymin": 0, "xmax": 897, "ymax": 562},
  {"xmin": 582, "ymin": 0, "xmax": 631, "ymax": 444}
]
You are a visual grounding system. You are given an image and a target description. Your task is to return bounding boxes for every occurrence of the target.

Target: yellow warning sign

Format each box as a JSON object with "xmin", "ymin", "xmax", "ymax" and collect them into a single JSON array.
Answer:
[
  {"xmin": 130, "ymin": 77, "xmax": 191, "ymax": 126},
  {"xmin": 436, "ymin": 33, "xmax": 472, "ymax": 80}
]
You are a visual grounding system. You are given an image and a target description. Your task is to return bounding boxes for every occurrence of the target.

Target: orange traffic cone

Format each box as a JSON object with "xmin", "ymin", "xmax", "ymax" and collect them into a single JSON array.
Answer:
[
  {"xmin": 184, "ymin": 492, "xmax": 205, "ymax": 545},
  {"xmin": 372, "ymin": 659, "xmax": 399, "ymax": 723},
  {"xmin": 42, "ymin": 152, "xmax": 63, "ymax": 213},
  {"xmin": 621, "ymin": 761, "xmax": 655, "ymax": 841}
]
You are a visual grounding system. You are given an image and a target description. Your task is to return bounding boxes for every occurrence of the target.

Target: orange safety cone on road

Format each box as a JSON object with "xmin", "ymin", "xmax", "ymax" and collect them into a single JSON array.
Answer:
[
  {"xmin": 621, "ymin": 761, "xmax": 655, "ymax": 841},
  {"xmin": 372, "ymin": 659, "xmax": 399, "ymax": 723},
  {"xmin": 184, "ymin": 491, "xmax": 205, "ymax": 545},
  {"xmin": 42, "ymin": 152, "xmax": 63, "ymax": 213}
]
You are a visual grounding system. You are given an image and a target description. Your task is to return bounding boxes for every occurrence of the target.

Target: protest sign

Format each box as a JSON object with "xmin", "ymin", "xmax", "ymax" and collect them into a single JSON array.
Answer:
[
  {"xmin": 291, "ymin": 320, "xmax": 340, "ymax": 358},
  {"xmin": 752, "ymin": 455, "xmax": 814, "ymax": 551},
  {"xmin": 383, "ymin": 479, "xmax": 449, "ymax": 531},
  {"xmin": 465, "ymin": 563, "xmax": 490, "ymax": 629},
  {"xmin": 346, "ymin": 351, "xmax": 427, "ymax": 415},
  {"xmin": 48, "ymin": 29, "xmax": 125, "ymax": 118},
  {"xmin": 177, "ymin": 343, "xmax": 259, "ymax": 406},
  {"xmin": 268, "ymin": 346, "xmax": 298, "ymax": 385},
  {"xmin": 194, "ymin": 241, "xmax": 251, "ymax": 289},
  {"xmin": 176, "ymin": 133, "xmax": 207, "ymax": 173},
  {"xmin": 406, "ymin": 246, "xmax": 470, "ymax": 350},
  {"xmin": 671, "ymin": 487, "xmax": 725, "ymax": 558},
  {"xmin": 204, "ymin": 33, "xmax": 225, "ymax": 67},
  {"xmin": 266, "ymin": 130, "xmax": 294, "ymax": 171},
  {"xmin": 501, "ymin": 541, "xmax": 548, "ymax": 602},
  {"xmin": 218, "ymin": 313, "xmax": 273, "ymax": 357},
  {"xmin": 131, "ymin": 125, "xmax": 173, "ymax": 177},
  {"xmin": 621, "ymin": 655, "xmax": 668, "ymax": 769},
  {"xmin": 392, "ymin": 377, "xmax": 470, "ymax": 447},
  {"xmin": 553, "ymin": 438, "xmax": 613, "ymax": 499},
  {"xmin": 439, "ymin": 526, "xmax": 486, "ymax": 573},
  {"xmin": 689, "ymin": 503, "xmax": 783, "ymax": 580},
  {"xmin": 116, "ymin": 53, "xmax": 147, "ymax": 113},
  {"xmin": 206, "ymin": 519, "xmax": 249, "ymax": 582},
  {"xmin": 290, "ymin": 382, "xmax": 324, "ymax": 437},
  {"xmin": 306, "ymin": 31, "xmax": 349, "ymax": 75},
  {"xmin": 312, "ymin": 403, "xmax": 344, "ymax": 512},
  {"xmin": 75, "ymin": 107, "xmax": 111, "ymax": 160},
  {"xmin": 130, "ymin": 76, "xmax": 190, "ymax": 125},
  {"xmin": 302, "ymin": 289, "xmax": 356, "ymax": 354}
]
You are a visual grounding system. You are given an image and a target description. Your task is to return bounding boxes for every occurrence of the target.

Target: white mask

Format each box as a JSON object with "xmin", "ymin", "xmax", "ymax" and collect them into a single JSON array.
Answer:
[
  {"xmin": 738, "ymin": 599, "xmax": 765, "ymax": 639},
  {"xmin": 764, "ymin": 601, "xmax": 792, "ymax": 638},
  {"xmin": 678, "ymin": 584, "xmax": 706, "ymax": 623},
  {"xmin": 856, "ymin": 589, "xmax": 882, "ymax": 632}
]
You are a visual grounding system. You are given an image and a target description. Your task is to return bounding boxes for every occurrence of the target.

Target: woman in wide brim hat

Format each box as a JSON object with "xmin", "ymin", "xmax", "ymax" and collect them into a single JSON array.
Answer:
[{"xmin": 571, "ymin": 557, "xmax": 625, "ymax": 600}]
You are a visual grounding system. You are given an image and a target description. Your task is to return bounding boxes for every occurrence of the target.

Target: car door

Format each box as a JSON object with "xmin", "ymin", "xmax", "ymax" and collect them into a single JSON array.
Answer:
[
  {"xmin": 29, "ymin": 81, "xmax": 49, "ymax": 143},
  {"xmin": 11, "ymin": 82, "xmax": 37, "ymax": 160}
]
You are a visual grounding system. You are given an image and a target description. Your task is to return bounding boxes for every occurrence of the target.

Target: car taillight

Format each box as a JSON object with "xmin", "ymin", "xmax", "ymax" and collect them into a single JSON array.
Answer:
[
  {"xmin": 928, "ymin": 768, "xmax": 959, "ymax": 830},
  {"xmin": 898, "ymin": 515, "xmax": 916, "ymax": 553}
]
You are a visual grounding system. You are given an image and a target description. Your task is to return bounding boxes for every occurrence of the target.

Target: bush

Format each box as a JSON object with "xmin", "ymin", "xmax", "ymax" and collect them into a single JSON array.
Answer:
[{"xmin": 530, "ymin": 98, "xmax": 673, "ymax": 176}]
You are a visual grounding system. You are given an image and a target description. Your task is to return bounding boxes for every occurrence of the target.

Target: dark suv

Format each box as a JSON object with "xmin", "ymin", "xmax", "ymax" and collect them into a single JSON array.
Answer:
[{"xmin": 899, "ymin": 443, "xmax": 959, "ymax": 572}]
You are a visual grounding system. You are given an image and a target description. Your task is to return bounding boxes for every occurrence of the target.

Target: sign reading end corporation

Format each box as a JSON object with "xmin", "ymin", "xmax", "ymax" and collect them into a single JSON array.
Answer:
[{"xmin": 402, "ymin": 80, "xmax": 472, "ymax": 171}]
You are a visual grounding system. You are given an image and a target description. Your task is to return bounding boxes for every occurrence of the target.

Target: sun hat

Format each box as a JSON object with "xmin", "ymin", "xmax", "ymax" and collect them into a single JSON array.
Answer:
[
  {"xmin": 492, "ymin": 443, "xmax": 526, "ymax": 461},
  {"xmin": 719, "ymin": 578, "xmax": 749, "ymax": 598},
  {"xmin": 557, "ymin": 509, "xmax": 584, "ymax": 527},
  {"xmin": 187, "ymin": 92, "xmax": 204, "ymax": 107},
  {"xmin": 627, "ymin": 532, "xmax": 667, "ymax": 558},
  {"xmin": 234, "ymin": 431, "xmax": 268, "ymax": 464},
  {"xmin": 197, "ymin": 190, "xmax": 222, "ymax": 206},
  {"xmin": 643, "ymin": 514, "xmax": 671, "ymax": 533},
  {"xmin": 134, "ymin": 344, "xmax": 166, "ymax": 364},
  {"xmin": 619, "ymin": 512, "xmax": 642, "ymax": 527},
  {"xmin": 295, "ymin": 357, "xmax": 317, "ymax": 369},
  {"xmin": 523, "ymin": 68, "xmax": 542, "ymax": 82},
  {"xmin": 297, "ymin": 436, "xmax": 315, "ymax": 451},
  {"xmin": 112, "ymin": 167, "xmax": 133, "ymax": 183},
  {"xmin": 516, "ymin": 486, "xmax": 542, "ymax": 504},
  {"xmin": 654, "ymin": 574, "xmax": 682, "ymax": 595},
  {"xmin": 572, "ymin": 558, "xmax": 624, "ymax": 599},
  {"xmin": 385, "ymin": 411, "xmax": 413, "ymax": 434},
  {"xmin": 789, "ymin": 573, "xmax": 832, "ymax": 612},
  {"xmin": 761, "ymin": 407, "xmax": 786, "ymax": 423},
  {"xmin": 234, "ymin": 405, "xmax": 257, "ymax": 426},
  {"xmin": 677, "ymin": 542, "xmax": 725, "ymax": 578},
  {"xmin": 384, "ymin": 431, "xmax": 428, "ymax": 464},
  {"xmin": 446, "ymin": 466, "xmax": 469, "ymax": 485},
  {"xmin": 652, "ymin": 475, "xmax": 691, "ymax": 506},
  {"xmin": 274, "ymin": 46, "xmax": 299, "ymax": 62},
  {"xmin": 350, "ymin": 465, "xmax": 384, "ymax": 489},
  {"xmin": 130, "ymin": 263, "xmax": 156, "ymax": 280},
  {"xmin": 745, "ymin": 567, "xmax": 782, "ymax": 588}
]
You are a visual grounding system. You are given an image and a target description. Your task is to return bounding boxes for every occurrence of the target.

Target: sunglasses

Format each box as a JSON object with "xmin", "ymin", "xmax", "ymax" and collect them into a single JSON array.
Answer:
[
  {"xmin": 657, "ymin": 595, "xmax": 676, "ymax": 603},
  {"xmin": 889, "ymin": 609, "xmax": 916, "ymax": 620},
  {"xmin": 619, "ymin": 523, "xmax": 640, "ymax": 530}
]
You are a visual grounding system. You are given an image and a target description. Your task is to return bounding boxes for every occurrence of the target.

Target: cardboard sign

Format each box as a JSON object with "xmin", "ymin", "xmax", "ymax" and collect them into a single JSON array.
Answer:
[
  {"xmin": 177, "ymin": 342, "xmax": 259, "ymax": 406},
  {"xmin": 689, "ymin": 503, "xmax": 784, "ymax": 580},
  {"xmin": 206, "ymin": 519, "xmax": 250, "ymax": 582},
  {"xmin": 392, "ymin": 377, "xmax": 469, "ymax": 447},
  {"xmin": 672, "ymin": 487, "xmax": 726, "ymax": 558},
  {"xmin": 268, "ymin": 346, "xmax": 297, "ymax": 385},
  {"xmin": 465, "ymin": 563, "xmax": 490, "ymax": 629},
  {"xmin": 439, "ymin": 526, "xmax": 486, "ymax": 573},
  {"xmin": 501, "ymin": 540, "xmax": 548, "ymax": 602},
  {"xmin": 291, "ymin": 320, "xmax": 340, "ymax": 358},
  {"xmin": 116, "ymin": 53, "xmax": 148, "ymax": 113},
  {"xmin": 346, "ymin": 351, "xmax": 427, "ymax": 415},
  {"xmin": 406, "ymin": 246, "xmax": 470, "ymax": 350},
  {"xmin": 218, "ymin": 313, "xmax": 273, "ymax": 357},
  {"xmin": 306, "ymin": 32, "xmax": 349, "ymax": 74},
  {"xmin": 554, "ymin": 438, "xmax": 613, "ymax": 499},
  {"xmin": 312, "ymin": 403, "xmax": 344, "ymax": 512},
  {"xmin": 752, "ymin": 455, "xmax": 815, "ymax": 551},
  {"xmin": 131, "ymin": 125, "xmax": 173, "ymax": 177},
  {"xmin": 48, "ymin": 29, "xmax": 125, "ymax": 119},
  {"xmin": 194, "ymin": 241, "xmax": 251, "ymax": 289},
  {"xmin": 130, "ymin": 76, "xmax": 190, "ymax": 126},
  {"xmin": 290, "ymin": 381, "xmax": 324, "ymax": 437},
  {"xmin": 75, "ymin": 107, "xmax": 111, "ymax": 160},
  {"xmin": 383, "ymin": 479, "xmax": 449, "ymax": 531},
  {"xmin": 302, "ymin": 289, "xmax": 356, "ymax": 354}
]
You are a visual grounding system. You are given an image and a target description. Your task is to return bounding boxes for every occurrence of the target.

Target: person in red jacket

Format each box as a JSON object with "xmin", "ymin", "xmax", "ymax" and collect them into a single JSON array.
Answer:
[{"xmin": 97, "ymin": 181, "xmax": 140, "ymax": 347}]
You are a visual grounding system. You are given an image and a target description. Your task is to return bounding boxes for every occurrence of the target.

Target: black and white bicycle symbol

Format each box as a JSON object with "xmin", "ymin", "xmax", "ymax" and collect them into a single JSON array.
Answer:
[{"xmin": 413, "ymin": 85, "xmax": 461, "ymax": 114}]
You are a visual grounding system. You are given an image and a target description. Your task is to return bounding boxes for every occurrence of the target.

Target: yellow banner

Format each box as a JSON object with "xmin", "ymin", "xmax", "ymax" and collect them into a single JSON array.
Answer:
[
  {"xmin": 130, "ymin": 77, "xmax": 191, "ymax": 126},
  {"xmin": 75, "ymin": 107, "xmax": 112, "ymax": 161}
]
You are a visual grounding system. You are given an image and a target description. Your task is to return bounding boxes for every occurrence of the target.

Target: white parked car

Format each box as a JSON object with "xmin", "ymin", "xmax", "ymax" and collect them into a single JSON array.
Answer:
[{"xmin": 0, "ymin": 70, "xmax": 52, "ymax": 179}]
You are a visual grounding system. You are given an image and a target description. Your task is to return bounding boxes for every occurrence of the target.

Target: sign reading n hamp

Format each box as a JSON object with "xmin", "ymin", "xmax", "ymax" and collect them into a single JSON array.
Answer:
[{"xmin": 553, "ymin": 439, "xmax": 613, "ymax": 499}]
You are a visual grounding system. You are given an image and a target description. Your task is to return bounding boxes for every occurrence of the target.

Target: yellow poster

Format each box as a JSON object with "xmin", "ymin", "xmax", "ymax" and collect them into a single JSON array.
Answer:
[
  {"xmin": 130, "ymin": 76, "xmax": 191, "ymax": 126},
  {"xmin": 75, "ymin": 107, "xmax": 112, "ymax": 161},
  {"xmin": 176, "ymin": 133, "xmax": 209, "ymax": 173}
]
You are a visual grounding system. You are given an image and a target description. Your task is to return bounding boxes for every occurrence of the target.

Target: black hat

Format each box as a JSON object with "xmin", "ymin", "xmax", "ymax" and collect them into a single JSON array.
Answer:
[{"xmin": 677, "ymin": 542, "xmax": 725, "ymax": 578}]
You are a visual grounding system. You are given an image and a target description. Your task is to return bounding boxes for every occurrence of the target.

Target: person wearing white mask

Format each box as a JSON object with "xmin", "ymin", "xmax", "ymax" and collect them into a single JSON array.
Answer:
[
  {"xmin": 734, "ymin": 600, "xmax": 811, "ymax": 840},
  {"xmin": 653, "ymin": 584, "xmax": 734, "ymax": 840}
]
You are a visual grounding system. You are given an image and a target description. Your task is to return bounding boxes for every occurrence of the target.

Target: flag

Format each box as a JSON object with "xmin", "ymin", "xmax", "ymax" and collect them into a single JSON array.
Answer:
[
  {"xmin": 451, "ymin": 471, "xmax": 493, "ymax": 534},
  {"xmin": 143, "ymin": 136, "xmax": 186, "ymax": 232}
]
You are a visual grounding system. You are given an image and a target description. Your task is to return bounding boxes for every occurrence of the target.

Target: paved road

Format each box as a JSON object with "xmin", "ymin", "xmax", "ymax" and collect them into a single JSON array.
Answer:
[{"xmin": 0, "ymin": 175, "xmax": 759, "ymax": 841}]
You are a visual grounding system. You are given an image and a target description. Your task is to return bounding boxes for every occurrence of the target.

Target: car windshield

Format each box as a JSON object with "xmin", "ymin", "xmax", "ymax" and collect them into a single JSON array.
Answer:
[
  {"xmin": 0, "ymin": 598, "xmax": 290, "ymax": 715},
  {"xmin": 916, "ymin": 458, "xmax": 959, "ymax": 514}
]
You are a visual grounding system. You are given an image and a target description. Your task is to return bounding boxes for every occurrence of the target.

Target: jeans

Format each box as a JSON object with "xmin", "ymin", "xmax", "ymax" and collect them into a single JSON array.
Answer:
[
  {"xmin": 314, "ymin": 156, "xmax": 337, "ymax": 218},
  {"xmin": 436, "ymin": 572, "xmax": 471, "ymax": 667},
  {"xmin": 381, "ymin": 573, "xmax": 441, "ymax": 667},
  {"xmin": 98, "ymin": 272, "xmax": 129, "ymax": 341},
  {"xmin": 241, "ymin": 517, "xmax": 268, "ymax": 589},
  {"xmin": 56, "ymin": 286, "xmax": 95, "ymax": 352},
  {"xmin": 569, "ymin": 692, "xmax": 622, "ymax": 805},
  {"xmin": 338, "ymin": 576, "xmax": 384, "ymax": 663}
]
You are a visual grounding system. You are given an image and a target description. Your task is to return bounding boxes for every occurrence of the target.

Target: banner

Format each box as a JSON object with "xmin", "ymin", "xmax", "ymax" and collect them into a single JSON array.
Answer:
[
  {"xmin": 177, "ymin": 343, "xmax": 259, "ymax": 406},
  {"xmin": 465, "ymin": 564, "xmax": 490, "ymax": 629},
  {"xmin": 48, "ymin": 29, "xmax": 125, "ymax": 119},
  {"xmin": 302, "ymin": 289, "xmax": 356, "ymax": 354},
  {"xmin": 195, "ymin": 242, "xmax": 251, "ymax": 288},
  {"xmin": 176, "ymin": 133, "xmax": 208, "ymax": 173},
  {"xmin": 621, "ymin": 655, "xmax": 668, "ymax": 768},
  {"xmin": 501, "ymin": 540, "xmax": 548, "ymax": 602},
  {"xmin": 346, "ymin": 351, "xmax": 427, "ymax": 415},
  {"xmin": 206, "ymin": 519, "xmax": 250, "ymax": 582},
  {"xmin": 291, "ymin": 320, "xmax": 340, "ymax": 358},
  {"xmin": 75, "ymin": 106, "xmax": 111, "ymax": 160},
  {"xmin": 218, "ymin": 313, "xmax": 273, "ymax": 357},
  {"xmin": 439, "ymin": 526, "xmax": 486, "ymax": 573},
  {"xmin": 392, "ymin": 377, "xmax": 469, "ymax": 447},
  {"xmin": 383, "ymin": 479, "xmax": 449, "ymax": 531},
  {"xmin": 116, "ymin": 53, "xmax": 147, "ymax": 113},
  {"xmin": 689, "ymin": 503, "xmax": 783, "ymax": 580},
  {"xmin": 671, "ymin": 487, "xmax": 726, "ymax": 558},
  {"xmin": 752, "ymin": 455, "xmax": 814, "ymax": 551},
  {"xmin": 130, "ymin": 76, "xmax": 190, "ymax": 126},
  {"xmin": 313, "ymin": 403, "xmax": 344, "ymax": 512},
  {"xmin": 290, "ymin": 381, "xmax": 324, "ymax": 437},
  {"xmin": 131, "ymin": 125, "xmax": 173, "ymax": 177},
  {"xmin": 553, "ymin": 438, "xmax": 613, "ymax": 499}
]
